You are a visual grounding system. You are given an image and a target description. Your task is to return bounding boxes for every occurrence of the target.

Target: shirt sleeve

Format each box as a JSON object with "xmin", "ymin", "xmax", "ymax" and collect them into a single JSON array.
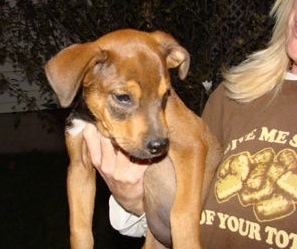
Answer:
[{"xmin": 109, "ymin": 195, "xmax": 147, "ymax": 238}]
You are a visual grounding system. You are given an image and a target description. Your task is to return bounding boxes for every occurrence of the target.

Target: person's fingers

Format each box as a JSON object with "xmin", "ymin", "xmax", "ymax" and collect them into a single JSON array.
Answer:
[
  {"xmin": 84, "ymin": 122, "xmax": 148, "ymax": 186},
  {"xmin": 83, "ymin": 123, "xmax": 102, "ymax": 167},
  {"xmin": 99, "ymin": 135, "xmax": 118, "ymax": 176},
  {"xmin": 82, "ymin": 123, "xmax": 147, "ymax": 214},
  {"xmin": 112, "ymin": 148, "xmax": 148, "ymax": 182},
  {"xmin": 113, "ymin": 156, "xmax": 133, "ymax": 183}
]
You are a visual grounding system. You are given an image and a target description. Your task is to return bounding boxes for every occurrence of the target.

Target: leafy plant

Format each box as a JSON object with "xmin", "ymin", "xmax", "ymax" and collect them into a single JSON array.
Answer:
[{"xmin": 0, "ymin": 0, "xmax": 274, "ymax": 115}]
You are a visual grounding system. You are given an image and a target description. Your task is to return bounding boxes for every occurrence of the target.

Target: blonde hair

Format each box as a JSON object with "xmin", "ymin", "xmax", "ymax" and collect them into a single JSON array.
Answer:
[{"xmin": 223, "ymin": 0, "xmax": 293, "ymax": 102}]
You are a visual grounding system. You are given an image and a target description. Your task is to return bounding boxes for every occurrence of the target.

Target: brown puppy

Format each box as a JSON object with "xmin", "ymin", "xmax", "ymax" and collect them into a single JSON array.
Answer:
[{"xmin": 45, "ymin": 29, "xmax": 222, "ymax": 249}]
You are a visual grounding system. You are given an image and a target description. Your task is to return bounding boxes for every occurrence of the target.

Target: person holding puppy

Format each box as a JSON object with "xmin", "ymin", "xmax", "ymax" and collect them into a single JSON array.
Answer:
[{"xmin": 84, "ymin": 0, "xmax": 297, "ymax": 247}]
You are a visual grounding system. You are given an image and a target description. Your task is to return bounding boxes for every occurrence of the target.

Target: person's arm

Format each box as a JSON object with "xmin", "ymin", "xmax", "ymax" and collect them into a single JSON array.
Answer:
[{"xmin": 82, "ymin": 123, "xmax": 148, "ymax": 235}]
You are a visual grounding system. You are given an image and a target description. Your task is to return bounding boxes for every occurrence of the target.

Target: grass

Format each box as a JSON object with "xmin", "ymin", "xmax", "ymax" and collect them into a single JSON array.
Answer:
[{"xmin": 0, "ymin": 152, "xmax": 144, "ymax": 249}]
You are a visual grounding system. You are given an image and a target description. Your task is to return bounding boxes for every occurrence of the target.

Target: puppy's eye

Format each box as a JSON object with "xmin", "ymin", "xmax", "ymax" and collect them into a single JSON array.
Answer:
[{"xmin": 112, "ymin": 93, "xmax": 133, "ymax": 106}]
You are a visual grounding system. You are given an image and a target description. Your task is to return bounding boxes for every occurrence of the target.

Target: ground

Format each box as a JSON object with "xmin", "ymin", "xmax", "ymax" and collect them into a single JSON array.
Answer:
[{"xmin": 0, "ymin": 152, "xmax": 144, "ymax": 249}]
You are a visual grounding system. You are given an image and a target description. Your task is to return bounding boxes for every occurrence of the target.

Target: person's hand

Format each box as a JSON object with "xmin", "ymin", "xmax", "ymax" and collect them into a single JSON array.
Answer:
[{"xmin": 83, "ymin": 123, "xmax": 148, "ymax": 216}]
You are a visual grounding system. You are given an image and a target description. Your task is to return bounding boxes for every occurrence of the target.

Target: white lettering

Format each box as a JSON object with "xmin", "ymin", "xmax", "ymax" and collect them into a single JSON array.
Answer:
[
  {"xmin": 275, "ymin": 132, "xmax": 290, "ymax": 144},
  {"xmin": 238, "ymin": 218, "xmax": 249, "ymax": 236},
  {"xmin": 289, "ymin": 233, "xmax": 297, "ymax": 249},
  {"xmin": 200, "ymin": 210, "xmax": 216, "ymax": 225},
  {"xmin": 204, "ymin": 210, "xmax": 297, "ymax": 248},
  {"xmin": 246, "ymin": 221, "xmax": 261, "ymax": 240},
  {"xmin": 259, "ymin": 127, "xmax": 278, "ymax": 142},
  {"xmin": 265, "ymin": 226, "xmax": 297, "ymax": 248},
  {"xmin": 217, "ymin": 213, "xmax": 261, "ymax": 241},
  {"xmin": 217, "ymin": 212, "xmax": 229, "ymax": 229},
  {"xmin": 275, "ymin": 230, "xmax": 289, "ymax": 248},
  {"xmin": 289, "ymin": 134, "xmax": 297, "ymax": 148},
  {"xmin": 224, "ymin": 129, "xmax": 257, "ymax": 153},
  {"xmin": 227, "ymin": 216, "xmax": 239, "ymax": 232},
  {"xmin": 266, "ymin": 226, "xmax": 278, "ymax": 245},
  {"xmin": 259, "ymin": 127, "xmax": 289, "ymax": 144},
  {"xmin": 245, "ymin": 129, "xmax": 257, "ymax": 141}
]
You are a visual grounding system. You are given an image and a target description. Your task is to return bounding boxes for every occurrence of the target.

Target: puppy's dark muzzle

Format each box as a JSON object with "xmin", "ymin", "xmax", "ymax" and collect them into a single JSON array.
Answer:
[{"xmin": 146, "ymin": 138, "xmax": 169, "ymax": 156}]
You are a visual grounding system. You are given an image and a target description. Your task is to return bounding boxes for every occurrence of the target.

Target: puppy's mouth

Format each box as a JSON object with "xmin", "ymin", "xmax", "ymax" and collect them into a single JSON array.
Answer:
[{"xmin": 110, "ymin": 137, "xmax": 169, "ymax": 164}]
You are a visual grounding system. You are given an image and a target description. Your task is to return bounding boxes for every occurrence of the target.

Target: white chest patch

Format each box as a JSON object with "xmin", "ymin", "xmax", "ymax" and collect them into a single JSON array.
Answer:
[{"xmin": 66, "ymin": 118, "xmax": 87, "ymax": 136}]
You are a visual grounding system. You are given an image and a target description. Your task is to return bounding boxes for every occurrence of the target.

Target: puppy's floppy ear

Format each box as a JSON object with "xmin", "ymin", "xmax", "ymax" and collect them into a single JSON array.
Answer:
[
  {"xmin": 151, "ymin": 31, "xmax": 190, "ymax": 80},
  {"xmin": 45, "ymin": 42, "xmax": 107, "ymax": 107}
]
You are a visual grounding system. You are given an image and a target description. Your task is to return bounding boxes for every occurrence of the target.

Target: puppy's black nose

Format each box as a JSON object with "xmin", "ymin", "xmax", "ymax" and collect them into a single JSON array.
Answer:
[{"xmin": 146, "ymin": 138, "xmax": 169, "ymax": 155}]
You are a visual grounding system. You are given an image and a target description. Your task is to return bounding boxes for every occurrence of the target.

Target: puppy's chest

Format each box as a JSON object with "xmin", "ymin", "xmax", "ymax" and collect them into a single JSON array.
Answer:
[{"xmin": 144, "ymin": 157, "xmax": 176, "ymax": 214}]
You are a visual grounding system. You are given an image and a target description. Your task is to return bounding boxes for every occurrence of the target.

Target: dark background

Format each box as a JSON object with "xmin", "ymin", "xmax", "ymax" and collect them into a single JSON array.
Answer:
[{"xmin": 0, "ymin": 152, "xmax": 145, "ymax": 249}]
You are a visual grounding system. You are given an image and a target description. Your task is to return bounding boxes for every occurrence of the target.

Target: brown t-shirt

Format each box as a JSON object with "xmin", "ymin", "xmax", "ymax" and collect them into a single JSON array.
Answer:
[{"xmin": 200, "ymin": 80, "xmax": 297, "ymax": 249}]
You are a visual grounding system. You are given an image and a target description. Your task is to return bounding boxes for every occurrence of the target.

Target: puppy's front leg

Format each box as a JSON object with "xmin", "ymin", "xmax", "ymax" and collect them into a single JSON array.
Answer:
[
  {"xmin": 169, "ymin": 145, "xmax": 206, "ymax": 249},
  {"xmin": 66, "ymin": 132, "xmax": 96, "ymax": 249},
  {"xmin": 143, "ymin": 229, "xmax": 169, "ymax": 249}
]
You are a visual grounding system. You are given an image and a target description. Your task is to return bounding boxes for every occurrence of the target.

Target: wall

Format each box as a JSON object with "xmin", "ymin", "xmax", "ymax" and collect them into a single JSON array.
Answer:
[{"xmin": 0, "ymin": 109, "xmax": 67, "ymax": 154}]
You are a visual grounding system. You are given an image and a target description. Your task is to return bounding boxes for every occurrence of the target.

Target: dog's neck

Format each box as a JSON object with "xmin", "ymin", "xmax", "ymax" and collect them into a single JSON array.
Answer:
[{"xmin": 71, "ymin": 93, "xmax": 97, "ymax": 123}]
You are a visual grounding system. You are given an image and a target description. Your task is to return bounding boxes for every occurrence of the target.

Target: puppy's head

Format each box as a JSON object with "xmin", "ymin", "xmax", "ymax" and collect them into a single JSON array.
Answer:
[{"xmin": 45, "ymin": 29, "xmax": 190, "ymax": 160}]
